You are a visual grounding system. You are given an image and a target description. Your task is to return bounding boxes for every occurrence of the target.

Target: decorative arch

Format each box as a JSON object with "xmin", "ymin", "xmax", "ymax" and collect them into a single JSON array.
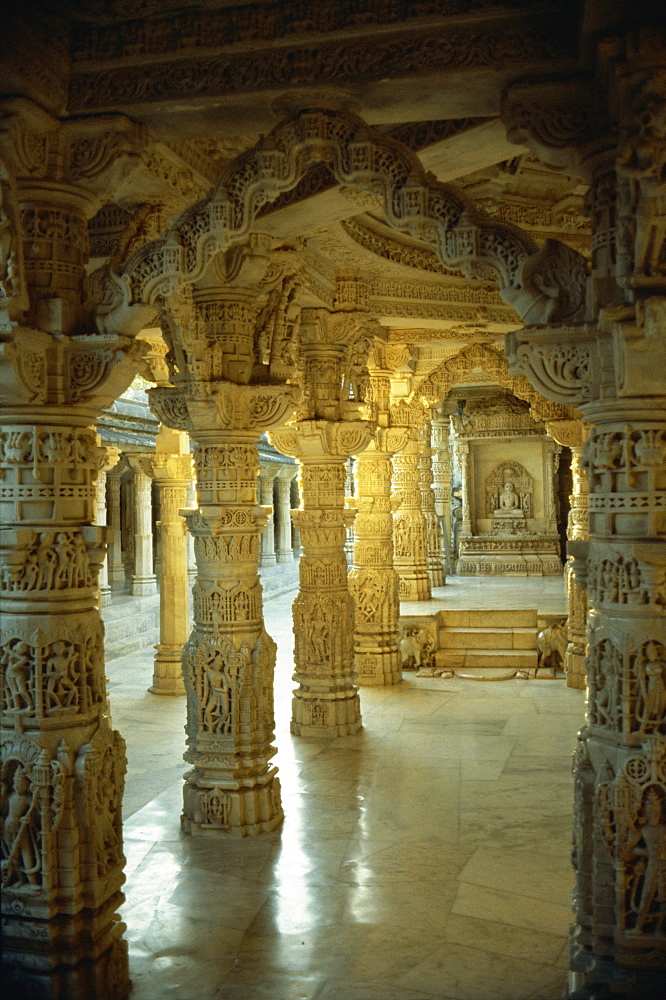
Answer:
[
  {"xmin": 413, "ymin": 342, "xmax": 575, "ymax": 424},
  {"xmin": 102, "ymin": 108, "xmax": 586, "ymax": 331}
]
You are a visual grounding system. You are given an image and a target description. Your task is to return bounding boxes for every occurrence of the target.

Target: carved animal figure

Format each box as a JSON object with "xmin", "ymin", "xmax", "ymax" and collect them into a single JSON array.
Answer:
[
  {"xmin": 537, "ymin": 620, "xmax": 568, "ymax": 676},
  {"xmin": 399, "ymin": 626, "xmax": 433, "ymax": 669}
]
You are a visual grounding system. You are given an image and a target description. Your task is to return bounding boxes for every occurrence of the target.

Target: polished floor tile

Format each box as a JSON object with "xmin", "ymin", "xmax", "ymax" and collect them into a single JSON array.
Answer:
[{"xmin": 106, "ymin": 579, "xmax": 584, "ymax": 1000}]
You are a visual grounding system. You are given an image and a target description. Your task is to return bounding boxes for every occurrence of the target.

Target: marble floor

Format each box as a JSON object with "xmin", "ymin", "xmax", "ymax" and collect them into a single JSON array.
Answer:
[
  {"xmin": 406, "ymin": 576, "xmax": 568, "ymax": 616},
  {"xmin": 108, "ymin": 578, "xmax": 585, "ymax": 1000}
]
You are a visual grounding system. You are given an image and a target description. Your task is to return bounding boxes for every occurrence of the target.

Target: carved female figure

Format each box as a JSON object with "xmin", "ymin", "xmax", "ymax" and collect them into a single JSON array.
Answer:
[
  {"xmin": 627, "ymin": 789, "xmax": 666, "ymax": 934},
  {"xmin": 638, "ymin": 642, "xmax": 666, "ymax": 734},
  {"xmin": 202, "ymin": 659, "xmax": 230, "ymax": 732},
  {"xmin": 1, "ymin": 766, "xmax": 40, "ymax": 888}
]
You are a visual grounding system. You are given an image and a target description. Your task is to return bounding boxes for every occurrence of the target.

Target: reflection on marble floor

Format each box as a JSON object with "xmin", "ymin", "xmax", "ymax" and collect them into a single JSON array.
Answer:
[{"xmin": 108, "ymin": 581, "xmax": 584, "ymax": 1000}]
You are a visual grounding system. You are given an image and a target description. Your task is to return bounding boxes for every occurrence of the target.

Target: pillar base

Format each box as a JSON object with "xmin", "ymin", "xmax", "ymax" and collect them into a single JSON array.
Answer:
[
  {"xmin": 181, "ymin": 769, "xmax": 284, "ymax": 837},
  {"xmin": 150, "ymin": 650, "xmax": 186, "ymax": 695},
  {"xmin": 565, "ymin": 648, "xmax": 587, "ymax": 690},
  {"xmin": 99, "ymin": 584, "xmax": 112, "ymax": 606},
  {"xmin": 131, "ymin": 575, "xmax": 157, "ymax": 597},
  {"xmin": 398, "ymin": 572, "xmax": 431, "ymax": 602},
  {"xmin": 276, "ymin": 548, "xmax": 294, "ymax": 563},
  {"xmin": 291, "ymin": 689, "xmax": 362, "ymax": 738},
  {"xmin": 260, "ymin": 554, "xmax": 277, "ymax": 567},
  {"xmin": 355, "ymin": 647, "xmax": 402, "ymax": 686},
  {"xmin": 2, "ymin": 899, "xmax": 129, "ymax": 1000},
  {"xmin": 427, "ymin": 563, "xmax": 446, "ymax": 587}
]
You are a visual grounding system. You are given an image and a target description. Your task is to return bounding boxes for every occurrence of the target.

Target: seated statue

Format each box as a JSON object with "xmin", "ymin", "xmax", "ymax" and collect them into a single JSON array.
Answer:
[{"xmin": 494, "ymin": 481, "xmax": 524, "ymax": 517}]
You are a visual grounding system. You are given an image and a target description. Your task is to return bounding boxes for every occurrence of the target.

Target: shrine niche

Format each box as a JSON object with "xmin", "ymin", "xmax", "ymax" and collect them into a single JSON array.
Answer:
[
  {"xmin": 485, "ymin": 461, "xmax": 533, "ymax": 532},
  {"xmin": 452, "ymin": 390, "xmax": 562, "ymax": 576}
]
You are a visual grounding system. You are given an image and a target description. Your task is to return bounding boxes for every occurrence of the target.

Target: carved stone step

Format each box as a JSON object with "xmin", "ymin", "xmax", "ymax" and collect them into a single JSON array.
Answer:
[
  {"xmin": 437, "ymin": 626, "xmax": 537, "ymax": 650},
  {"xmin": 436, "ymin": 608, "xmax": 538, "ymax": 628},
  {"xmin": 435, "ymin": 648, "xmax": 538, "ymax": 670}
]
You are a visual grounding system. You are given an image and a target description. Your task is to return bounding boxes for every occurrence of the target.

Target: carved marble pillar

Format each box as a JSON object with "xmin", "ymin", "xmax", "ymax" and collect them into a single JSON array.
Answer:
[
  {"xmin": 127, "ymin": 462, "xmax": 157, "ymax": 597},
  {"xmin": 350, "ymin": 432, "xmax": 408, "ymax": 686},
  {"xmin": 418, "ymin": 418, "xmax": 446, "ymax": 587},
  {"xmin": 271, "ymin": 421, "xmax": 372, "ymax": 736},
  {"xmin": 147, "ymin": 239, "xmax": 301, "ymax": 834},
  {"xmin": 275, "ymin": 468, "xmax": 296, "ymax": 562},
  {"xmin": 186, "ymin": 477, "xmax": 197, "ymax": 586},
  {"xmin": 138, "ymin": 428, "xmax": 194, "ymax": 695},
  {"xmin": 457, "ymin": 440, "xmax": 473, "ymax": 538},
  {"xmin": 0, "ymin": 103, "xmax": 147, "ymax": 1000},
  {"xmin": 503, "ymin": 35, "xmax": 666, "ymax": 995},
  {"xmin": 290, "ymin": 476, "xmax": 301, "ymax": 556},
  {"xmin": 543, "ymin": 436, "xmax": 562, "ymax": 537},
  {"xmin": 431, "ymin": 409, "xmax": 453, "ymax": 562},
  {"xmin": 259, "ymin": 465, "xmax": 279, "ymax": 567},
  {"xmin": 95, "ymin": 445, "xmax": 121, "ymax": 607},
  {"xmin": 390, "ymin": 401, "xmax": 431, "ymax": 602},
  {"xmin": 546, "ymin": 422, "xmax": 589, "ymax": 691},
  {"xmin": 566, "ymin": 444, "xmax": 589, "ymax": 690},
  {"xmin": 106, "ymin": 470, "xmax": 126, "ymax": 588},
  {"xmin": 270, "ymin": 300, "xmax": 375, "ymax": 736}
]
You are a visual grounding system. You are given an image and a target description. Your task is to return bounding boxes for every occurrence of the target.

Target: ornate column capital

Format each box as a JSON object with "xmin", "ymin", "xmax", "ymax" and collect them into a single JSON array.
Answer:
[
  {"xmin": 149, "ymin": 380, "xmax": 301, "ymax": 438},
  {"xmin": 270, "ymin": 419, "xmax": 374, "ymax": 462},
  {"xmin": 136, "ymin": 451, "xmax": 194, "ymax": 486},
  {"xmin": 0, "ymin": 99, "xmax": 148, "ymax": 212}
]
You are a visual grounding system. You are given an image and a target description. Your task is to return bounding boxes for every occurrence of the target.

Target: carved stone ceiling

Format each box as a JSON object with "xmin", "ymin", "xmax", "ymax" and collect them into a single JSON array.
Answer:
[{"xmin": 8, "ymin": 1, "xmax": 582, "ymax": 138}]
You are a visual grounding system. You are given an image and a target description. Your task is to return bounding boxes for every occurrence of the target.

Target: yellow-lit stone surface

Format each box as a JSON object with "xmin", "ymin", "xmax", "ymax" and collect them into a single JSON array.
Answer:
[{"xmin": 110, "ymin": 582, "xmax": 582, "ymax": 1000}]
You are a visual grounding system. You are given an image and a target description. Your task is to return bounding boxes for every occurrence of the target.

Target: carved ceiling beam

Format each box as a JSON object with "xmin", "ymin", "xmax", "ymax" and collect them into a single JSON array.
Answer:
[
  {"xmin": 65, "ymin": 4, "xmax": 579, "ymax": 130},
  {"xmin": 100, "ymin": 107, "xmax": 587, "ymax": 338}
]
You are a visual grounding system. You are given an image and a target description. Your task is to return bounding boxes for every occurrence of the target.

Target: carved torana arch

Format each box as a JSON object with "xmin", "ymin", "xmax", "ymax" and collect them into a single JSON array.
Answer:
[
  {"xmin": 413, "ymin": 342, "xmax": 574, "ymax": 424},
  {"xmin": 103, "ymin": 108, "xmax": 587, "ymax": 332}
]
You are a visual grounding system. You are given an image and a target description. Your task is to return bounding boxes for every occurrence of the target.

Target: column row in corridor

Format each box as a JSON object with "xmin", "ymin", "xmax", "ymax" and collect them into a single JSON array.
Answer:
[{"xmin": 2, "ymin": 21, "xmax": 665, "ymax": 997}]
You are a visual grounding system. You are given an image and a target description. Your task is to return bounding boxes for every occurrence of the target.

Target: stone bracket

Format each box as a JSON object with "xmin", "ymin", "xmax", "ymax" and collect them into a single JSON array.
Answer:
[{"xmin": 506, "ymin": 324, "xmax": 598, "ymax": 408}]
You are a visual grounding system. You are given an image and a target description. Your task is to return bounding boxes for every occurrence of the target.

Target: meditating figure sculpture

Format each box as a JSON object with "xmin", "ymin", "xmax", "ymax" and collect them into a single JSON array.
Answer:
[{"xmin": 494, "ymin": 481, "xmax": 525, "ymax": 517}]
